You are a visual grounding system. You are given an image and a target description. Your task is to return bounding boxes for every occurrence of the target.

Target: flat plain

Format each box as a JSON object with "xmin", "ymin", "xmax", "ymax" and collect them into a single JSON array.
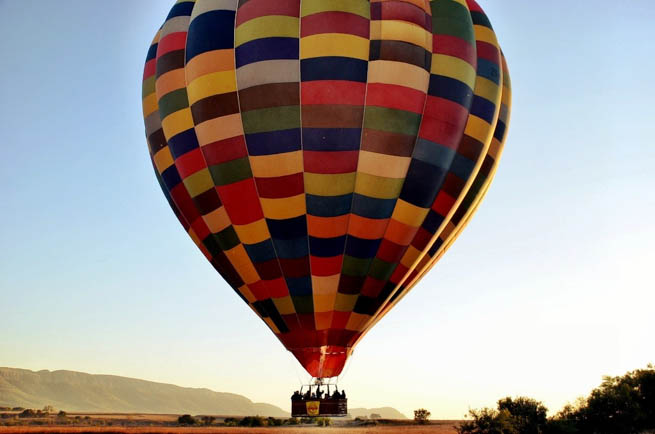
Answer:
[
  {"xmin": 0, "ymin": 426, "xmax": 459, "ymax": 433},
  {"xmin": 0, "ymin": 413, "xmax": 461, "ymax": 433}
]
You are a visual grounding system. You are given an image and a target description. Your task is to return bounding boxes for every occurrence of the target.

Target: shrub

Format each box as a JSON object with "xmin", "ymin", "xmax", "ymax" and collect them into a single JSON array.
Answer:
[
  {"xmin": 18, "ymin": 409, "xmax": 36, "ymax": 418},
  {"xmin": 457, "ymin": 408, "xmax": 518, "ymax": 434},
  {"xmin": 414, "ymin": 408, "xmax": 431, "ymax": 424},
  {"xmin": 267, "ymin": 416, "xmax": 282, "ymax": 426},
  {"xmin": 287, "ymin": 417, "xmax": 299, "ymax": 425},
  {"xmin": 301, "ymin": 416, "xmax": 314, "ymax": 424},
  {"xmin": 239, "ymin": 416, "xmax": 264, "ymax": 427},
  {"xmin": 316, "ymin": 417, "xmax": 331, "ymax": 426},
  {"xmin": 177, "ymin": 414, "xmax": 196, "ymax": 425},
  {"xmin": 201, "ymin": 416, "xmax": 215, "ymax": 426},
  {"xmin": 497, "ymin": 397, "xmax": 547, "ymax": 434}
]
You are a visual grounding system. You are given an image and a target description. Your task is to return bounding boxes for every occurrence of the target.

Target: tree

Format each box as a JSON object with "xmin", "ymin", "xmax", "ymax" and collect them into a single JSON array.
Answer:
[
  {"xmin": 456, "ymin": 397, "xmax": 547, "ymax": 434},
  {"xmin": 414, "ymin": 408, "xmax": 431, "ymax": 424},
  {"xmin": 457, "ymin": 408, "xmax": 518, "ymax": 434},
  {"xmin": 239, "ymin": 416, "xmax": 264, "ymax": 427},
  {"xmin": 201, "ymin": 416, "xmax": 215, "ymax": 426},
  {"xmin": 565, "ymin": 365, "xmax": 655, "ymax": 434},
  {"xmin": 177, "ymin": 414, "xmax": 196, "ymax": 425},
  {"xmin": 42, "ymin": 405, "xmax": 55, "ymax": 414},
  {"xmin": 267, "ymin": 416, "xmax": 282, "ymax": 426},
  {"xmin": 497, "ymin": 397, "xmax": 547, "ymax": 434}
]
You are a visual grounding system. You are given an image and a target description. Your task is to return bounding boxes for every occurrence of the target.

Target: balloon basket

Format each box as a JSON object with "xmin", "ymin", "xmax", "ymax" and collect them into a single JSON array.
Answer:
[{"xmin": 290, "ymin": 379, "xmax": 348, "ymax": 417}]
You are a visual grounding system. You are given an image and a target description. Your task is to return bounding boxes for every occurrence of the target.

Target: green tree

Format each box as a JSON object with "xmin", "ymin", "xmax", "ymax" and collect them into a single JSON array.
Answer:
[
  {"xmin": 497, "ymin": 397, "xmax": 547, "ymax": 434},
  {"xmin": 568, "ymin": 365, "xmax": 655, "ymax": 434},
  {"xmin": 457, "ymin": 408, "xmax": 518, "ymax": 434}
]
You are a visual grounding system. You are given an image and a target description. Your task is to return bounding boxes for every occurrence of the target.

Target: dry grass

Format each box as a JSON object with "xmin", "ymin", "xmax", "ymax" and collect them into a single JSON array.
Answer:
[
  {"xmin": 0, "ymin": 413, "xmax": 462, "ymax": 434},
  {"xmin": 0, "ymin": 426, "xmax": 459, "ymax": 434}
]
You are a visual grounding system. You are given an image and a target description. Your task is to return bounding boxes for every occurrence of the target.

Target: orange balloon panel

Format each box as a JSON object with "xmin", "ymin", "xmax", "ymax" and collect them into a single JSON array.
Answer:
[{"xmin": 142, "ymin": 0, "xmax": 510, "ymax": 378}]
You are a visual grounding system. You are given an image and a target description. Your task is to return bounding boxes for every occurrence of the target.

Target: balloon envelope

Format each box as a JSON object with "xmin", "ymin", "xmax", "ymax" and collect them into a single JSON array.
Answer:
[{"xmin": 142, "ymin": 0, "xmax": 511, "ymax": 378}]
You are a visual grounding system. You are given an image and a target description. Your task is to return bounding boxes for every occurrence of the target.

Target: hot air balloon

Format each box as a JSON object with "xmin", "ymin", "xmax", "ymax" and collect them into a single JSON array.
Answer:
[{"xmin": 142, "ymin": 0, "xmax": 511, "ymax": 416}]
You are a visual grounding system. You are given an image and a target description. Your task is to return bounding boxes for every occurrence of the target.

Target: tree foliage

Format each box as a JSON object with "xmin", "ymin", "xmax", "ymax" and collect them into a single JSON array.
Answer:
[
  {"xmin": 201, "ymin": 415, "xmax": 215, "ymax": 426},
  {"xmin": 177, "ymin": 414, "xmax": 196, "ymax": 425},
  {"xmin": 414, "ymin": 408, "xmax": 431, "ymax": 424},
  {"xmin": 238, "ymin": 415, "xmax": 264, "ymax": 427},
  {"xmin": 497, "ymin": 397, "xmax": 547, "ymax": 434},
  {"xmin": 458, "ymin": 407, "xmax": 518, "ymax": 434},
  {"xmin": 558, "ymin": 364, "xmax": 655, "ymax": 434},
  {"xmin": 457, "ymin": 365, "xmax": 655, "ymax": 434}
]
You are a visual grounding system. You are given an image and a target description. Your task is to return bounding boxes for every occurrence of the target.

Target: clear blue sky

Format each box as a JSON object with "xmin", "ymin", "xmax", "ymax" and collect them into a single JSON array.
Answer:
[{"xmin": 1, "ymin": 0, "xmax": 653, "ymax": 419}]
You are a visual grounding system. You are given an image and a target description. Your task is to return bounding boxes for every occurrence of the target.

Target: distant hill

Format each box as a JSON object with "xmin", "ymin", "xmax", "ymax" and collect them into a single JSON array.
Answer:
[
  {"xmin": 348, "ymin": 407, "xmax": 408, "ymax": 419},
  {"xmin": 0, "ymin": 367, "xmax": 286, "ymax": 417}
]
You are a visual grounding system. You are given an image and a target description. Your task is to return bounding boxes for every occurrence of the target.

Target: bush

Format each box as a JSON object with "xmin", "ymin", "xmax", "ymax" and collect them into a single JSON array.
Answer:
[
  {"xmin": 316, "ymin": 417, "xmax": 331, "ymax": 426},
  {"xmin": 457, "ymin": 366, "xmax": 655, "ymax": 434},
  {"xmin": 301, "ymin": 416, "xmax": 314, "ymax": 424},
  {"xmin": 224, "ymin": 417, "xmax": 237, "ymax": 426},
  {"xmin": 201, "ymin": 416, "xmax": 215, "ymax": 426},
  {"xmin": 457, "ymin": 397, "xmax": 546, "ymax": 434},
  {"xmin": 287, "ymin": 417, "xmax": 299, "ymax": 425},
  {"xmin": 267, "ymin": 417, "xmax": 282, "ymax": 426},
  {"xmin": 414, "ymin": 408, "xmax": 431, "ymax": 424},
  {"xmin": 57, "ymin": 411, "xmax": 67, "ymax": 418},
  {"xmin": 561, "ymin": 365, "xmax": 655, "ymax": 434},
  {"xmin": 457, "ymin": 408, "xmax": 518, "ymax": 434},
  {"xmin": 177, "ymin": 414, "xmax": 196, "ymax": 425},
  {"xmin": 498, "ymin": 397, "xmax": 547, "ymax": 434},
  {"xmin": 239, "ymin": 416, "xmax": 264, "ymax": 427},
  {"xmin": 18, "ymin": 409, "xmax": 37, "ymax": 418}
]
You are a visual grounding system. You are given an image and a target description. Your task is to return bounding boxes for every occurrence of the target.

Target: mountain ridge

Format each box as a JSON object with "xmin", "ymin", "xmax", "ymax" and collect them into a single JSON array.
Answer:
[
  {"xmin": 0, "ymin": 367, "xmax": 284, "ymax": 417},
  {"xmin": 0, "ymin": 367, "xmax": 406, "ymax": 419}
]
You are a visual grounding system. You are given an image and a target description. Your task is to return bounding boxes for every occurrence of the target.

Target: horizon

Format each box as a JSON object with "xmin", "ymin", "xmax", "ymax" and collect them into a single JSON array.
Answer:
[{"xmin": 1, "ymin": 0, "xmax": 653, "ymax": 421}]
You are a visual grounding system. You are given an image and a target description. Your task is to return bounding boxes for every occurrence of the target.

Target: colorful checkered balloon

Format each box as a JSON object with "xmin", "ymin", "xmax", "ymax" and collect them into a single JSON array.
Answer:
[{"xmin": 142, "ymin": 0, "xmax": 511, "ymax": 378}]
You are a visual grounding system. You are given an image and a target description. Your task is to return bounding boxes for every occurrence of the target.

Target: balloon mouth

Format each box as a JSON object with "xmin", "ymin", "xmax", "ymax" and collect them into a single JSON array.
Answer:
[{"xmin": 290, "ymin": 346, "xmax": 351, "ymax": 378}]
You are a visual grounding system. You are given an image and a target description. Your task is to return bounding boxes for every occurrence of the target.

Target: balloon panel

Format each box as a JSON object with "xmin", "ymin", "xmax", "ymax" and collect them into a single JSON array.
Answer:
[{"xmin": 142, "ymin": 0, "xmax": 510, "ymax": 378}]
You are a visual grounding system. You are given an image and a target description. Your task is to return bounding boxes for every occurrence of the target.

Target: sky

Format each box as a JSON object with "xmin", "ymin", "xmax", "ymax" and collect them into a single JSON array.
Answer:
[{"xmin": 1, "ymin": 0, "xmax": 654, "ymax": 420}]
